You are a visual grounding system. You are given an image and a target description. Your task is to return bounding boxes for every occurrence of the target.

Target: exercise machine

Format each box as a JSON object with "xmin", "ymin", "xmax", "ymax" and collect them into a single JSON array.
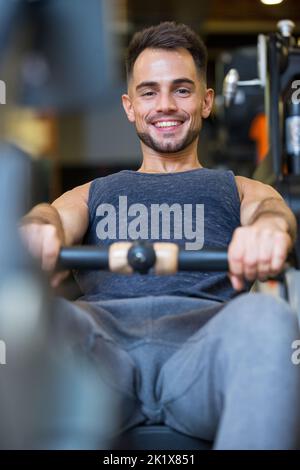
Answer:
[
  {"xmin": 223, "ymin": 19, "xmax": 300, "ymax": 256},
  {"xmin": 0, "ymin": 144, "xmax": 118, "ymax": 450}
]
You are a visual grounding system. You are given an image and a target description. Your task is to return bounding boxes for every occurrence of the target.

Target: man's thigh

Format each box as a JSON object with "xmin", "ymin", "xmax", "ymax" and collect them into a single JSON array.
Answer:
[
  {"xmin": 52, "ymin": 297, "xmax": 147, "ymax": 433},
  {"xmin": 156, "ymin": 292, "xmax": 299, "ymax": 442}
]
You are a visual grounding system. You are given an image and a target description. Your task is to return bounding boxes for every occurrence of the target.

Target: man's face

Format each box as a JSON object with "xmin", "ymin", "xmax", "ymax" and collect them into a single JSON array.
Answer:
[{"xmin": 122, "ymin": 47, "xmax": 214, "ymax": 154}]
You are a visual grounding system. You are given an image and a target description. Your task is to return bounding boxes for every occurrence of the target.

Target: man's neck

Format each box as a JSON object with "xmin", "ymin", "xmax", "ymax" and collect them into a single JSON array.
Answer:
[
  {"xmin": 137, "ymin": 163, "xmax": 202, "ymax": 173},
  {"xmin": 138, "ymin": 144, "xmax": 202, "ymax": 174}
]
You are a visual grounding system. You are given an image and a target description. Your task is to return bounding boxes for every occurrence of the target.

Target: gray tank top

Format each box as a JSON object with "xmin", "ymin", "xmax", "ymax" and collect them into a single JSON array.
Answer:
[{"xmin": 75, "ymin": 168, "xmax": 244, "ymax": 302}]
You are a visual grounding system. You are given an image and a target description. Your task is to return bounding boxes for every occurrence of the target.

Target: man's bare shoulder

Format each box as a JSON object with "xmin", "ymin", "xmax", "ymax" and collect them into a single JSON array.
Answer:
[
  {"xmin": 52, "ymin": 181, "xmax": 92, "ymax": 208},
  {"xmin": 51, "ymin": 182, "xmax": 92, "ymax": 245},
  {"xmin": 234, "ymin": 175, "xmax": 282, "ymax": 203}
]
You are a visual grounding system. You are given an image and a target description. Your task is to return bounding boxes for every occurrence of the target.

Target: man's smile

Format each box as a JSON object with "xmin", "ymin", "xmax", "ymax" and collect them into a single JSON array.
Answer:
[{"xmin": 151, "ymin": 119, "xmax": 185, "ymax": 132}]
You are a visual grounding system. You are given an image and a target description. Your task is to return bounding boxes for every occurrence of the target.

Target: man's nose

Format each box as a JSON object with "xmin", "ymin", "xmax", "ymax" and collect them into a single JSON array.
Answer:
[{"xmin": 155, "ymin": 92, "xmax": 178, "ymax": 113}]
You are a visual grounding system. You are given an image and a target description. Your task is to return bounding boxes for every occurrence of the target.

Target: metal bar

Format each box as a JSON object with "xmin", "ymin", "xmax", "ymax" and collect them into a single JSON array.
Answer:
[{"xmin": 58, "ymin": 246, "xmax": 109, "ymax": 270}]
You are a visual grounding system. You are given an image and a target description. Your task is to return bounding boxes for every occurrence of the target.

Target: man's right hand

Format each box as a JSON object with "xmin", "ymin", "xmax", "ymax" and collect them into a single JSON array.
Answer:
[
  {"xmin": 19, "ymin": 184, "xmax": 90, "ymax": 287},
  {"xmin": 19, "ymin": 222, "xmax": 69, "ymax": 287}
]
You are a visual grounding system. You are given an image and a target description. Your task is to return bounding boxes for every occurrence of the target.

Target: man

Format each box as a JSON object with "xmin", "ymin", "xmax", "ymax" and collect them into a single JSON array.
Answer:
[{"xmin": 21, "ymin": 22, "xmax": 300, "ymax": 449}]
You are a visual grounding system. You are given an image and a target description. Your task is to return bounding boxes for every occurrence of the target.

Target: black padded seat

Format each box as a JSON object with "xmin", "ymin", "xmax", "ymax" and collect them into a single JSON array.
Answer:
[{"xmin": 118, "ymin": 425, "xmax": 212, "ymax": 450}]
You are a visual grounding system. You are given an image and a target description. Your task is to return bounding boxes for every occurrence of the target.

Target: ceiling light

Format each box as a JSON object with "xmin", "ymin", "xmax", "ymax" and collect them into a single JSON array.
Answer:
[{"xmin": 260, "ymin": 0, "xmax": 284, "ymax": 5}]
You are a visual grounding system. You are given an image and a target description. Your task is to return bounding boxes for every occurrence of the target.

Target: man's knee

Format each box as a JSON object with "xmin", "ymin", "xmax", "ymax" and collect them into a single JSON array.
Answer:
[{"xmin": 219, "ymin": 292, "xmax": 299, "ymax": 346}]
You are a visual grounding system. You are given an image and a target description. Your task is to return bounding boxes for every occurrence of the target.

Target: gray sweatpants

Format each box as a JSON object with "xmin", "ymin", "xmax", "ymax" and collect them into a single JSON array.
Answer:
[{"xmin": 53, "ymin": 292, "xmax": 300, "ymax": 449}]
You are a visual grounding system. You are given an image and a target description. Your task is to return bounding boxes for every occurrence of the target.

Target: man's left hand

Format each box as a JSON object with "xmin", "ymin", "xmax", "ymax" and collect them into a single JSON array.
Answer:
[{"xmin": 228, "ymin": 217, "xmax": 293, "ymax": 291}]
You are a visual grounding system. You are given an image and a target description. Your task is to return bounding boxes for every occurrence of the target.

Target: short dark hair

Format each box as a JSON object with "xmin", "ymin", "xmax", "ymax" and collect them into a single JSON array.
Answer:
[{"xmin": 125, "ymin": 21, "xmax": 207, "ymax": 82}]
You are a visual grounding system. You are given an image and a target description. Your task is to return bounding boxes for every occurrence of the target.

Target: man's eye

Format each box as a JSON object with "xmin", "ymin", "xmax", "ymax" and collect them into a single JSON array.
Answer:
[
  {"xmin": 176, "ymin": 88, "xmax": 190, "ymax": 95},
  {"xmin": 142, "ymin": 91, "xmax": 155, "ymax": 97}
]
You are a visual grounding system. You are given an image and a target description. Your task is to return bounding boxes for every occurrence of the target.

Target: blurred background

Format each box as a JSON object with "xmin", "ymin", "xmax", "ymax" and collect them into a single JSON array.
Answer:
[{"xmin": 0, "ymin": 0, "xmax": 299, "ymax": 202}]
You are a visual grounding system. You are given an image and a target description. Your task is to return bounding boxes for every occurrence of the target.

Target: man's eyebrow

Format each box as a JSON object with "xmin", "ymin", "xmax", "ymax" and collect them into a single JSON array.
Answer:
[
  {"xmin": 172, "ymin": 78, "xmax": 195, "ymax": 86},
  {"xmin": 136, "ymin": 78, "xmax": 195, "ymax": 91},
  {"xmin": 136, "ymin": 81, "xmax": 158, "ymax": 91}
]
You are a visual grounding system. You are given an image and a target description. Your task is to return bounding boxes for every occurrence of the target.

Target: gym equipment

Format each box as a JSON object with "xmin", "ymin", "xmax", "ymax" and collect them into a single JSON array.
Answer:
[
  {"xmin": 57, "ymin": 240, "xmax": 300, "ymax": 450},
  {"xmin": 0, "ymin": 0, "xmax": 117, "ymax": 110},
  {"xmin": 57, "ymin": 239, "xmax": 299, "ymax": 321},
  {"xmin": 0, "ymin": 143, "xmax": 118, "ymax": 450},
  {"xmin": 58, "ymin": 242, "xmax": 229, "ymax": 273},
  {"xmin": 223, "ymin": 19, "xmax": 300, "ymax": 258}
]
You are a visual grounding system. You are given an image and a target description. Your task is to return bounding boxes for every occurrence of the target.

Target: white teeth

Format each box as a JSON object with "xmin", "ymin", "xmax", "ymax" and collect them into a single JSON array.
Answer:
[{"xmin": 154, "ymin": 121, "xmax": 181, "ymax": 128}]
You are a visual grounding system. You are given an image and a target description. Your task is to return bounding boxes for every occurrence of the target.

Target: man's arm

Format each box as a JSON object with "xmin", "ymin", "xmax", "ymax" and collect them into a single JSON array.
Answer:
[
  {"xmin": 228, "ymin": 176, "xmax": 297, "ymax": 291},
  {"xmin": 51, "ymin": 182, "xmax": 91, "ymax": 246},
  {"xmin": 238, "ymin": 176, "xmax": 297, "ymax": 243},
  {"xmin": 20, "ymin": 182, "xmax": 91, "ymax": 285}
]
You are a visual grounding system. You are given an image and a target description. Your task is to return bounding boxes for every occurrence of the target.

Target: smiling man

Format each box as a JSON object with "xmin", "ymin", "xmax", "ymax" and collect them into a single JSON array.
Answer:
[
  {"xmin": 122, "ymin": 47, "xmax": 210, "ymax": 158},
  {"xmin": 21, "ymin": 22, "xmax": 300, "ymax": 449},
  {"xmin": 123, "ymin": 48, "xmax": 209, "ymax": 156}
]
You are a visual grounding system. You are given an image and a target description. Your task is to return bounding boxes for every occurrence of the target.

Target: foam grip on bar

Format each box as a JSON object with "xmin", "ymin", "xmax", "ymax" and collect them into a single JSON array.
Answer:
[
  {"xmin": 109, "ymin": 242, "xmax": 133, "ymax": 274},
  {"xmin": 153, "ymin": 242, "xmax": 179, "ymax": 274}
]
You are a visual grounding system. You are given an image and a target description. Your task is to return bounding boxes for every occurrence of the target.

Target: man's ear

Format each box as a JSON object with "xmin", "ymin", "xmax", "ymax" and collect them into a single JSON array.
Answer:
[
  {"xmin": 201, "ymin": 88, "xmax": 214, "ymax": 119},
  {"xmin": 122, "ymin": 93, "xmax": 135, "ymax": 123}
]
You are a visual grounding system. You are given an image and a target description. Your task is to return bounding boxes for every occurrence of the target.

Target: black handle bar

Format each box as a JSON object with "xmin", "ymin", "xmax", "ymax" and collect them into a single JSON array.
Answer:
[
  {"xmin": 58, "ymin": 246, "xmax": 110, "ymax": 270},
  {"xmin": 179, "ymin": 248, "xmax": 228, "ymax": 271},
  {"xmin": 57, "ymin": 244, "xmax": 229, "ymax": 272},
  {"xmin": 56, "ymin": 242, "xmax": 291, "ymax": 282}
]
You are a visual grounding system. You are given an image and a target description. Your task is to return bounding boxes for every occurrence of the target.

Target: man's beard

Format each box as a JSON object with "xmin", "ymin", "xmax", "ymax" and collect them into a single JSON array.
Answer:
[{"xmin": 137, "ymin": 128, "xmax": 200, "ymax": 153}]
